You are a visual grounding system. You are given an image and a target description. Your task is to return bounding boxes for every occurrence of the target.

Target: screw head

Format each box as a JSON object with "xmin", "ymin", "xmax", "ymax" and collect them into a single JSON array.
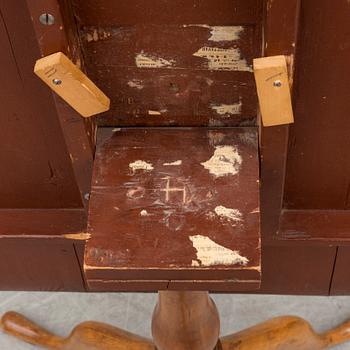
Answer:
[
  {"xmin": 39, "ymin": 13, "xmax": 55, "ymax": 25},
  {"xmin": 52, "ymin": 78, "xmax": 62, "ymax": 85},
  {"xmin": 273, "ymin": 80, "xmax": 282, "ymax": 87}
]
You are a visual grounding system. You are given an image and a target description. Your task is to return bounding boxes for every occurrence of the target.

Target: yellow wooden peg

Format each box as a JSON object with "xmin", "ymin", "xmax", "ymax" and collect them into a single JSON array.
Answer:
[
  {"xmin": 34, "ymin": 52, "xmax": 110, "ymax": 118},
  {"xmin": 253, "ymin": 55, "xmax": 294, "ymax": 127}
]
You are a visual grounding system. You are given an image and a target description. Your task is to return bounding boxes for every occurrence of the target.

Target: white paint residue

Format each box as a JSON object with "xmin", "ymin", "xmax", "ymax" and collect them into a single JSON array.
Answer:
[
  {"xmin": 148, "ymin": 110, "xmax": 162, "ymax": 116},
  {"xmin": 128, "ymin": 80, "xmax": 144, "ymax": 90},
  {"xmin": 201, "ymin": 145, "xmax": 242, "ymax": 177},
  {"xmin": 129, "ymin": 160, "xmax": 154, "ymax": 172},
  {"xmin": 211, "ymin": 101, "xmax": 242, "ymax": 116},
  {"xmin": 193, "ymin": 47, "xmax": 252, "ymax": 72},
  {"xmin": 136, "ymin": 52, "xmax": 174, "ymax": 68},
  {"xmin": 163, "ymin": 160, "xmax": 182, "ymax": 166},
  {"xmin": 140, "ymin": 210, "xmax": 150, "ymax": 217},
  {"xmin": 190, "ymin": 235, "xmax": 249, "ymax": 267},
  {"xmin": 209, "ymin": 26, "xmax": 244, "ymax": 42},
  {"xmin": 214, "ymin": 206, "xmax": 242, "ymax": 223},
  {"xmin": 191, "ymin": 260, "xmax": 200, "ymax": 267}
]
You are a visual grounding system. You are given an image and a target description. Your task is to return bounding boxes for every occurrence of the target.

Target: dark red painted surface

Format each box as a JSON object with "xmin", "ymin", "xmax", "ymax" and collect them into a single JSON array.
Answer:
[{"xmin": 86, "ymin": 128, "xmax": 260, "ymax": 290}]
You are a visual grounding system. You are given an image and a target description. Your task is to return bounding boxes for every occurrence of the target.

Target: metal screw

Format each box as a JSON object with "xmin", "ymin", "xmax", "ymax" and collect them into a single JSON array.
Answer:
[
  {"xmin": 52, "ymin": 78, "xmax": 62, "ymax": 85},
  {"xmin": 273, "ymin": 80, "xmax": 282, "ymax": 87},
  {"xmin": 39, "ymin": 13, "xmax": 55, "ymax": 25}
]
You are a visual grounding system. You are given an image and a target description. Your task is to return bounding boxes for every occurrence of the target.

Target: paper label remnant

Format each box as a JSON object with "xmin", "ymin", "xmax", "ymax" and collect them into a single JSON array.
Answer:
[
  {"xmin": 163, "ymin": 160, "xmax": 182, "ymax": 166},
  {"xmin": 85, "ymin": 28, "xmax": 111, "ymax": 42},
  {"xmin": 128, "ymin": 80, "xmax": 144, "ymax": 90},
  {"xmin": 214, "ymin": 206, "xmax": 242, "ymax": 223},
  {"xmin": 148, "ymin": 110, "xmax": 162, "ymax": 116},
  {"xmin": 208, "ymin": 26, "xmax": 244, "ymax": 42},
  {"xmin": 129, "ymin": 160, "xmax": 154, "ymax": 172},
  {"xmin": 211, "ymin": 101, "xmax": 242, "ymax": 116},
  {"xmin": 201, "ymin": 145, "xmax": 242, "ymax": 177},
  {"xmin": 193, "ymin": 47, "xmax": 252, "ymax": 72},
  {"xmin": 136, "ymin": 52, "xmax": 174, "ymax": 68},
  {"xmin": 190, "ymin": 235, "xmax": 249, "ymax": 266}
]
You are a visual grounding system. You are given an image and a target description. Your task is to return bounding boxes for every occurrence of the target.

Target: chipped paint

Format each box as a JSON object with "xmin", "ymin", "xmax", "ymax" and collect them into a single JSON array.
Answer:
[
  {"xmin": 201, "ymin": 145, "xmax": 242, "ymax": 177},
  {"xmin": 163, "ymin": 160, "xmax": 182, "ymax": 166},
  {"xmin": 211, "ymin": 101, "xmax": 242, "ymax": 116},
  {"xmin": 112, "ymin": 128, "xmax": 121, "ymax": 132},
  {"xmin": 85, "ymin": 28, "xmax": 111, "ymax": 42},
  {"xmin": 148, "ymin": 110, "xmax": 162, "ymax": 116},
  {"xmin": 64, "ymin": 233, "xmax": 91, "ymax": 240},
  {"xmin": 208, "ymin": 26, "xmax": 244, "ymax": 42},
  {"xmin": 190, "ymin": 235, "xmax": 249, "ymax": 267},
  {"xmin": 214, "ymin": 206, "xmax": 242, "ymax": 223},
  {"xmin": 129, "ymin": 160, "xmax": 154, "ymax": 172},
  {"xmin": 136, "ymin": 52, "xmax": 174, "ymax": 68},
  {"xmin": 193, "ymin": 47, "xmax": 252, "ymax": 72},
  {"xmin": 127, "ymin": 80, "xmax": 144, "ymax": 90},
  {"xmin": 127, "ymin": 186, "xmax": 146, "ymax": 199},
  {"xmin": 183, "ymin": 25, "xmax": 243, "ymax": 42}
]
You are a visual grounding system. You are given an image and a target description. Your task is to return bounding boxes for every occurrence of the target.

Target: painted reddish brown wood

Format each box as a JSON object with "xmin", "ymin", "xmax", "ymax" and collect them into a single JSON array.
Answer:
[
  {"xmin": 0, "ymin": 0, "xmax": 84, "ymax": 209},
  {"xmin": 259, "ymin": 245, "xmax": 336, "ymax": 295},
  {"xmin": 26, "ymin": 0, "xmax": 96, "ymax": 206},
  {"xmin": 278, "ymin": 210, "xmax": 350, "ymax": 243},
  {"xmin": 87, "ymin": 279, "xmax": 260, "ymax": 292},
  {"xmin": 259, "ymin": 0, "xmax": 300, "ymax": 243},
  {"xmin": 0, "ymin": 209, "xmax": 85, "ymax": 236},
  {"xmin": 71, "ymin": 1, "xmax": 262, "ymax": 126},
  {"xmin": 284, "ymin": 0, "xmax": 350, "ymax": 210},
  {"xmin": 0, "ymin": 238, "xmax": 85, "ymax": 291},
  {"xmin": 71, "ymin": 0, "xmax": 261, "ymax": 26},
  {"xmin": 330, "ymin": 247, "xmax": 350, "ymax": 295},
  {"xmin": 85, "ymin": 128, "xmax": 260, "ymax": 290}
]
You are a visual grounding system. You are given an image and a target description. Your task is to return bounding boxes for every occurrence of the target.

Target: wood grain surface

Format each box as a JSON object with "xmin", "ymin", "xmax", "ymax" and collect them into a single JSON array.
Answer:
[
  {"xmin": 85, "ymin": 127, "xmax": 260, "ymax": 290},
  {"xmin": 71, "ymin": 0, "xmax": 263, "ymax": 126}
]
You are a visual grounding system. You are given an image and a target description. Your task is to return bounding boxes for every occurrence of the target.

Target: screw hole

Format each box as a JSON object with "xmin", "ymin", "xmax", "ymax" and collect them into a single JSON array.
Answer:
[
  {"xmin": 169, "ymin": 82, "xmax": 179, "ymax": 93},
  {"xmin": 52, "ymin": 78, "xmax": 62, "ymax": 85},
  {"xmin": 39, "ymin": 13, "xmax": 55, "ymax": 25},
  {"xmin": 273, "ymin": 80, "xmax": 282, "ymax": 88}
]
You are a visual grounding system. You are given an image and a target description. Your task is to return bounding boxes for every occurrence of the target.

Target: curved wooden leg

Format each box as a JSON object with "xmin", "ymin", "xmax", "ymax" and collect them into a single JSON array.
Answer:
[
  {"xmin": 2, "ymin": 294, "xmax": 350, "ymax": 350},
  {"xmin": 1, "ymin": 311, "xmax": 155, "ymax": 350},
  {"xmin": 218, "ymin": 316, "xmax": 350, "ymax": 350}
]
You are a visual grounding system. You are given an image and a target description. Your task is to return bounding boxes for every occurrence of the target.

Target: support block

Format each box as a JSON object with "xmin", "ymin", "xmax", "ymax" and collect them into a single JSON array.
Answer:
[
  {"xmin": 34, "ymin": 52, "xmax": 110, "ymax": 117},
  {"xmin": 253, "ymin": 55, "xmax": 294, "ymax": 127},
  {"xmin": 85, "ymin": 128, "xmax": 260, "ymax": 291}
]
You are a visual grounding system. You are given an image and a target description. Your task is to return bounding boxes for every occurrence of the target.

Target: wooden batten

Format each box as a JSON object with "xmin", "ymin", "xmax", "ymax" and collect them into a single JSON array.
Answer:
[
  {"xmin": 253, "ymin": 55, "xmax": 294, "ymax": 127},
  {"xmin": 34, "ymin": 52, "xmax": 110, "ymax": 118}
]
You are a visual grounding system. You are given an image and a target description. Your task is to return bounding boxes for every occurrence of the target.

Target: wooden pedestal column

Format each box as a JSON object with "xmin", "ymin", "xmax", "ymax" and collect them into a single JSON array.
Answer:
[{"xmin": 152, "ymin": 291, "xmax": 220, "ymax": 350}]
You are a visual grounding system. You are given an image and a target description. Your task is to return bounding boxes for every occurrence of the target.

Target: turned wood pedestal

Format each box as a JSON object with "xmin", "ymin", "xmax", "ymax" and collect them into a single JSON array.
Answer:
[{"xmin": 2, "ymin": 291, "xmax": 350, "ymax": 350}]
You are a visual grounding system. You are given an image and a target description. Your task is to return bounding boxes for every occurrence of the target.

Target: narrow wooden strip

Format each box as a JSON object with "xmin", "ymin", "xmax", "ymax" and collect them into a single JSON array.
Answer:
[
  {"xmin": 0, "ymin": 209, "xmax": 86, "ymax": 236},
  {"xmin": 87, "ymin": 279, "xmax": 260, "ymax": 292},
  {"xmin": 279, "ymin": 210, "xmax": 350, "ymax": 242}
]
